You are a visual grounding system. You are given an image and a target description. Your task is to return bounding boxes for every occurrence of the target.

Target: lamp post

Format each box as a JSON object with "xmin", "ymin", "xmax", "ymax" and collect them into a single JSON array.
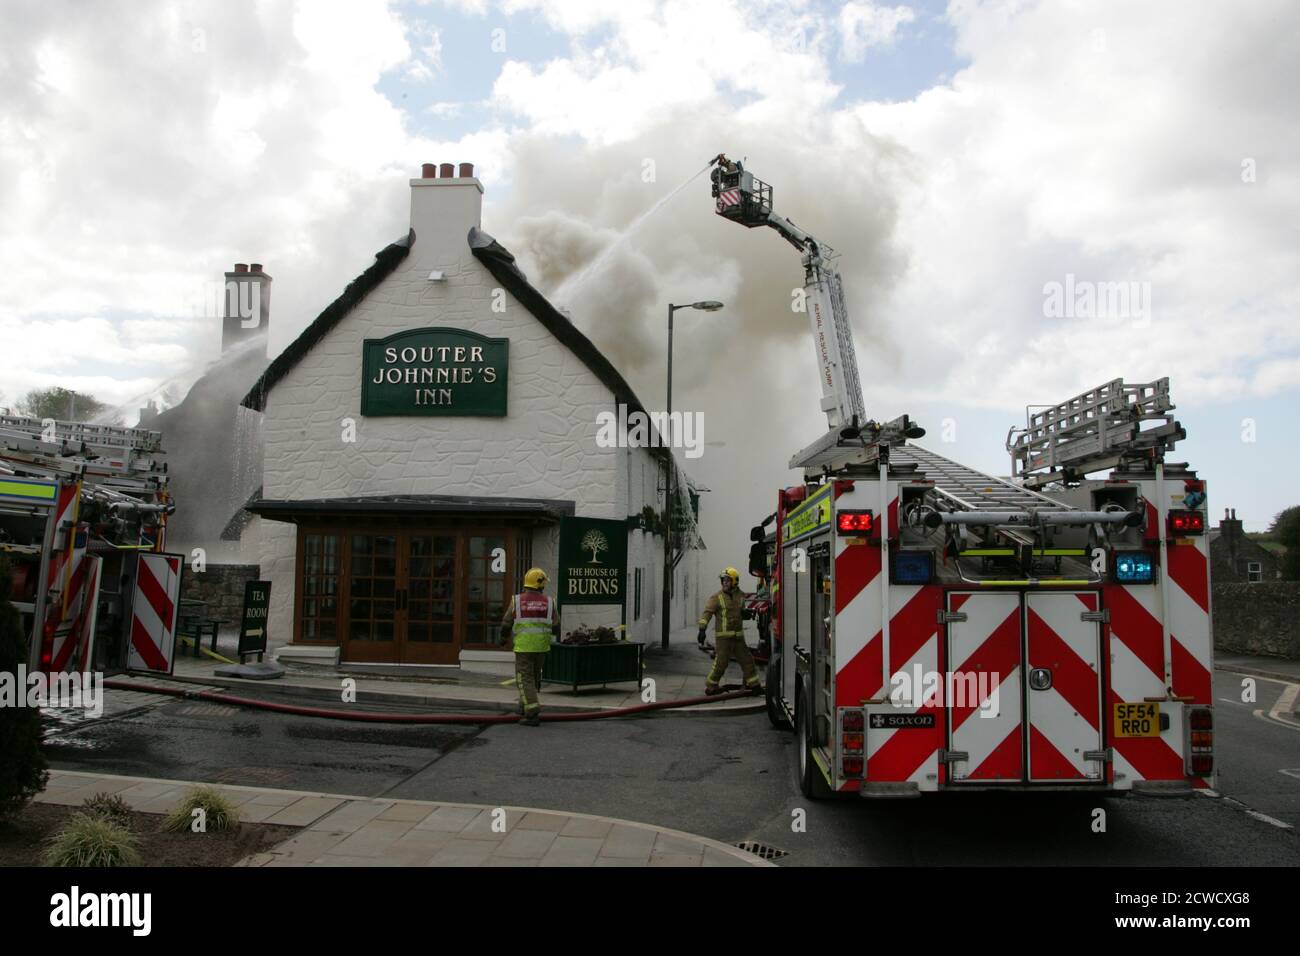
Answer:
[{"xmin": 662, "ymin": 300, "xmax": 724, "ymax": 650}]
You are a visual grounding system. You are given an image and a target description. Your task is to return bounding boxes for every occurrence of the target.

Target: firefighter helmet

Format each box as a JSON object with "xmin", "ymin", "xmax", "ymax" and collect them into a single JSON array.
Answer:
[
  {"xmin": 523, "ymin": 568, "xmax": 548, "ymax": 590},
  {"xmin": 720, "ymin": 567, "xmax": 740, "ymax": 584}
]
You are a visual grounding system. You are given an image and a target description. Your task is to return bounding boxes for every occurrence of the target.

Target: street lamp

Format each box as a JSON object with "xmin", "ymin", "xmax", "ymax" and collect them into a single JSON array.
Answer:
[{"xmin": 662, "ymin": 300, "xmax": 725, "ymax": 650}]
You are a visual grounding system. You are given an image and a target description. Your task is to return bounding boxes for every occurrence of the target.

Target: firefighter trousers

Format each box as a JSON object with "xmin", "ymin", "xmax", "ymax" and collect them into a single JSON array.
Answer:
[
  {"xmin": 514, "ymin": 652, "xmax": 546, "ymax": 714},
  {"xmin": 706, "ymin": 637, "xmax": 760, "ymax": 689}
]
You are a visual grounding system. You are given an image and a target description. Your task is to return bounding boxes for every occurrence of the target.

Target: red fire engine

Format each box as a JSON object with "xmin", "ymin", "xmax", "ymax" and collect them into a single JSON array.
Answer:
[
  {"xmin": 1, "ymin": 414, "xmax": 178, "ymax": 676},
  {"xmin": 709, "ymin": 156, "xmax": 1214, "ymax": 798}
]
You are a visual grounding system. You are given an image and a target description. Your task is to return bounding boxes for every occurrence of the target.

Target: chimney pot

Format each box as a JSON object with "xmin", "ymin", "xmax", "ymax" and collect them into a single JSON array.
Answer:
[
  {"xmin": 439, "ymin": 162, "xmax": 455, "ymax": 178},
  {"xmin": 421, "ymin": 163, "xmax": 436, "ymax": 179},
  {"xmin": 458, "ymin": 162, "xmax": 474, "ymax": 178},
  {"xmin": 250, "ymin": 263, "xmax": 263, "ymax": 274},
  {"xmin": 234, "ymin": 263, "xmax": 249, "ymax": 274}
]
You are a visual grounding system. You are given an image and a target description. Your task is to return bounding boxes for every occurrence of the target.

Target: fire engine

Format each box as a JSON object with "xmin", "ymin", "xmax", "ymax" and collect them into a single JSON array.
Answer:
[
  {"xmin": 0, "ymin": 414, "xmax": 178, "ymax": 676},
  {"xmin": 709, "ymin": 155, "xmax": 1214, "ymax": 798}
]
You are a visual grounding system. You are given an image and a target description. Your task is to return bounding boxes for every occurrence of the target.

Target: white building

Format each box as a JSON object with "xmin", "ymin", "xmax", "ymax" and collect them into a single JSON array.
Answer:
[{"xmin": 240, "ymin": 162, "xmax": 704, "ymax": 667}]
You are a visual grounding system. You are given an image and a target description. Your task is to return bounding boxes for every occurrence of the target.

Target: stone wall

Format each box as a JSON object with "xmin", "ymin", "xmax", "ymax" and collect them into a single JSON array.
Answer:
[
  {"xmin": 180, "ymin": 563, "xmax": 260, "ymax": 626},
  {"xmin": 1213, "ymin": 582, "xmax": 1300, "ymax": 658}
]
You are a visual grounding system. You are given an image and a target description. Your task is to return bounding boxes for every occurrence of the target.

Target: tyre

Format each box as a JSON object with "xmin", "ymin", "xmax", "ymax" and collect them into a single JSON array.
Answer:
[
  {"xmin": 795, "ymin": 686, "xmax": 830, "ymax": 800},
  {"xmin": 765, "ymin": 656, "xmax": 789, "ymax": 729}
]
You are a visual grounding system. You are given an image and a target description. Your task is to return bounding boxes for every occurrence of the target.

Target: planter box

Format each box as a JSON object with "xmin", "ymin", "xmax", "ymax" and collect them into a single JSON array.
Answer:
[{"xmin": 542, "ymin": 641, "xmax": 644, "ymax": 690}]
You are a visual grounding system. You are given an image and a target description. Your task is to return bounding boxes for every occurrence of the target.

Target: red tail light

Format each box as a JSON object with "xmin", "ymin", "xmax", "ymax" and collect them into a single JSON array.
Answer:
[
  {"xmin": 837, "ymin": 511, "xmax": 873, "ymax": 535},
  {"xmin": 842, "ymin": 711, "xmax": 864, "ymax": 731},
  {"xmin": 1168, "ymin": 510, "xmax": 1204, "ymax": 535},
  {"xmin": 842, "ymin": 756, "xmax": 864, "ymax": 777},
  {"xmin": 841, "ymin": 733, "xmax": 864, "ymax": 754},
  {"xmin": 1187, "ymin": 708, "xmax": 1213, "ymax": 777}
]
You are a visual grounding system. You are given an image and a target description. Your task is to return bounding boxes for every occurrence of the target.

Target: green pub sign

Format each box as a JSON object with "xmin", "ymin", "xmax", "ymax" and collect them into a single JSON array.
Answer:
[
  {"xmin": 558, "ymin": 516, "xmax": 627, "ymax": 606},
  {"xmin": 362, "ymin": 327, "xmax": 508, "ymax": 416}
]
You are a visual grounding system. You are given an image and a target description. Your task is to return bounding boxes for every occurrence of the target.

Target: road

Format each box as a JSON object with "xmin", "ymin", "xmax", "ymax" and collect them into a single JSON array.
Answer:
[{"xmin": 41, "ymin": 670, "xmax": 1300, "ymax": 866}]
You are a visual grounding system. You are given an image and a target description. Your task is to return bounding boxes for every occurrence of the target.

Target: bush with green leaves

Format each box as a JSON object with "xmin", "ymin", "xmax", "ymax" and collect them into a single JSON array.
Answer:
[
  {"xmin": 0, "ymin": 556, "xmax": 48, "ymax": 822},
  {"xmin": 44, "ymin": 811, "xmax": 141, "ymax": 867},
  {"xmin": 1271, "ymin": 506, "xmax": 1300, "ymax": 581},
  {"xmin": 162, "ymin": 785, "xmax": 239, "ymax": 834},
  {"xmin": 81, "ymin": 791, "xmax": 133, "ymax": 829}
]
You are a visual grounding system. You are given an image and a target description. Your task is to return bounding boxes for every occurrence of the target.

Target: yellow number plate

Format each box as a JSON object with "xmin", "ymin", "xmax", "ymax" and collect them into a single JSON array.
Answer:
[{"xmin": 1113, "ymin": 702, "xmax": 1160, "ymax": 738}]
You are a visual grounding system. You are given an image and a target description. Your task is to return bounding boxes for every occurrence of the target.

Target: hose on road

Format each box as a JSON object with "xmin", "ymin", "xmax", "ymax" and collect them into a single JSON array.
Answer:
[{"xmin": 101, "ymin": 678, "xmax": 761, "ymax": 725}]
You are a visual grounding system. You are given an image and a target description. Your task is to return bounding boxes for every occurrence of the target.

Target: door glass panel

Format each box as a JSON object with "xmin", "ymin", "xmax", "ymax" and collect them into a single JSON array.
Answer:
[
  {"xmin": 466, "ymin": 535, "xmax": 508, "ymax": 648},
  {"xmin": 301, "ymin": 533, "xmax": 341, "ymax": 644},
  {"xmin": 407, "ymin": 534, "xmax": 458, "ymax": 647},
  {"xmin": 347, "ymin": 534, "xmax": 398, "ymax": 642}
]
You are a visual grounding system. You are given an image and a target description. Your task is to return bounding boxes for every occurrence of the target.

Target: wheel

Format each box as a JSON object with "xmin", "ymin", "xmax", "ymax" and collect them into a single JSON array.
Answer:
[
  {"xmin": 765, "ymin": 656, "xmax": 789, "ymax": 729},
  {"xmin": 795, "ymin": 686, "xmax": 830, "ymax": 800}
]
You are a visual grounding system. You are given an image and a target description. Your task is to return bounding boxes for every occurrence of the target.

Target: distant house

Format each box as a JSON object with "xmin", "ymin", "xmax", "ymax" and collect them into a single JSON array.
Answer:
[{"xmin": 1209, "ymin": 509, "xmax": 1281, "ymax": 583}]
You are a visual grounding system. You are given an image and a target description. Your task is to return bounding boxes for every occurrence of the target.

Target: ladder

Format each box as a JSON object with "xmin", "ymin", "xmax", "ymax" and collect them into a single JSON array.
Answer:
[
  {"xmin": 0, "ymin": 415, "xmax": 168, "ymax": 497},
  {"xmin": 1006, "ymin": 378, "xmax": 1182, "ymax": 488},
  {"xmin": 891, "ymin": 444, "xmax": 1075, "ymax": 514}
]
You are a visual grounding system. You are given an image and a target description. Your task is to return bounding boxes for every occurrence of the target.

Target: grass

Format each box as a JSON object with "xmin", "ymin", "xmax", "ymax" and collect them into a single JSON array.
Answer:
[
  {"xmin": 81, "ymin": 791, "xmax": 133, "ymax": 829},
  {"xmin": 161, "ymin": 785, "xmax": 240, "ymax": 834},
  {"xmin": 43, "ymin": 812, "xmax": 141, "ymax": 867}
]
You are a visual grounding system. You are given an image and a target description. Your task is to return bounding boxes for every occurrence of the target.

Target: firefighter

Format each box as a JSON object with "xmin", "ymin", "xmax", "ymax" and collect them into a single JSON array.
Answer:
[
  {"xmin": 698, "ymin": 567, "xmax": 761, "ymax": 696},
  {"xmin": 499, "ymin": 567, "xmax": 560, "ymax": 726}
]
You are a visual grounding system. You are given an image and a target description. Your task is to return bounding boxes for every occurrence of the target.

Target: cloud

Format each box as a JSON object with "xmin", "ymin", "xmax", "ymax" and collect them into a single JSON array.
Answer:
[
  {"xmin": 4, "ymin": 0, "xmax": 1298, "ymax": 541},
  {"xmin": 0, "ymin": 0, "xmax": 437, "ymax": 408},
  {"xmin": 839, "ymin": 2, "xmax": 915, "ymax": 62}
]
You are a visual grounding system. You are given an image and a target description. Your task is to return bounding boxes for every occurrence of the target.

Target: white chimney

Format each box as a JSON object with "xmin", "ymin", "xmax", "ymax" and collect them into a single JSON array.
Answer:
[{"xmin": 409, "ymin": 162, "xmax": 483, "ymax": 268}]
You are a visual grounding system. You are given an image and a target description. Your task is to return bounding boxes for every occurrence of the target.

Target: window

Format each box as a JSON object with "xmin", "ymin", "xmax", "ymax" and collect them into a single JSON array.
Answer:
[
  {"xmin": 465, "ymin": 535, "xmax": 508, "ymax": 646},
  {"xmin": 1247, "ymin": 561, "xmax": 1262, "ymax": 583},
  {"xmin": 301, "ymin": 533, "xmax": 340, "ymax": 642},
  {"xmin": 295, "ymin": 525, "xmax": 519, "ymax": 659},
  {"xmin": 634, "ymin": 567, "xmax": 642, "ymax": 620}
]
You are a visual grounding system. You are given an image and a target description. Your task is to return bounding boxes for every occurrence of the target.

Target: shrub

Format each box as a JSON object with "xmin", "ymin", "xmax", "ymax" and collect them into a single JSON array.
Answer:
[
  {"xmin": 0, "ymin": 556, "xmax": 48, "ymax": 822},
  {"xmin": 81, "ymin": 791, "xmax": 134, "ymax": 829},
  {"xmin": 161, "ymin": 785, "xmax": 239, "ymax": 834},
  {"xmin": 44, "ymin": 812, "xmax": 141, "ymax": 867}
]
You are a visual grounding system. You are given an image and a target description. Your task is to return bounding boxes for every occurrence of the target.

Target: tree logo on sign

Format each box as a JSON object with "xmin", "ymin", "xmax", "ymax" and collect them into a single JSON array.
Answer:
[{"xmin": 581, "ymin": 529, "xmax": 609, "ymax": 564}]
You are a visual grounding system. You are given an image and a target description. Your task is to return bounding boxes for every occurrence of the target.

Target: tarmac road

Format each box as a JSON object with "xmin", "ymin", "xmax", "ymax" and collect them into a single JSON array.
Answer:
[{"xmin": 40, "ymin": 670, "xmax": 1300, "ymax": 866}]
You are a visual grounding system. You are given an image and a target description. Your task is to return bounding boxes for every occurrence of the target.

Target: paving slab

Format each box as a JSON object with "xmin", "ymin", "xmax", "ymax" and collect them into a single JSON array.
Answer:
[{"xmin": 38, "ymin": 770, "xmax": 769, "ymax": 868}]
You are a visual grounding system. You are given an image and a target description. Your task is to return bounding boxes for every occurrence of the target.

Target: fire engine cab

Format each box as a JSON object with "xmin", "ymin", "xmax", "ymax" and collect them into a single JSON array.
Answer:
[{"xmin": 708, "ymin": 155, "xmax": 1214, "ymax": 798}]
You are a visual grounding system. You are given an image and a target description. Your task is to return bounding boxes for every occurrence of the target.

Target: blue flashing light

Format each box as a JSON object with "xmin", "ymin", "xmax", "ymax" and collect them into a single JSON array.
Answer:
[
  {"xmin": 891, "ymin": 550, "xmax": 934, "ymax": 585},
  {"xmin": 1114, "ymin": 551, "xmax": 1155, "ymax": 584}
]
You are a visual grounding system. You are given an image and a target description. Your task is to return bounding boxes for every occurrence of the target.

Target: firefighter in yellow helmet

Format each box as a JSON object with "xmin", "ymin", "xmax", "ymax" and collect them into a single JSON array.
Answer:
[
  {"xmin": 698, "ymin": 567, "xmax": 761, "ymax": 695},
  {"xmin": 500, "ymin": 567, "xmax": 560, "ymax": 726}
]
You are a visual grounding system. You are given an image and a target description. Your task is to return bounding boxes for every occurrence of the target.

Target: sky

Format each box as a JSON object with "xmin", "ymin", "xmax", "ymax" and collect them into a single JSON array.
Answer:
[{"xmin": 1, "ymin": 0, "xmax": 1296, "ymax": 547}]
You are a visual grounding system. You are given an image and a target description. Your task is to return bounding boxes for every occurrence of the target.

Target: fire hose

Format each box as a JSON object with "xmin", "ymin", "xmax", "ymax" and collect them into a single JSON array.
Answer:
[{"xmin": 101, "ymin": 678, "xmax": 761, "ymax": 725}]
